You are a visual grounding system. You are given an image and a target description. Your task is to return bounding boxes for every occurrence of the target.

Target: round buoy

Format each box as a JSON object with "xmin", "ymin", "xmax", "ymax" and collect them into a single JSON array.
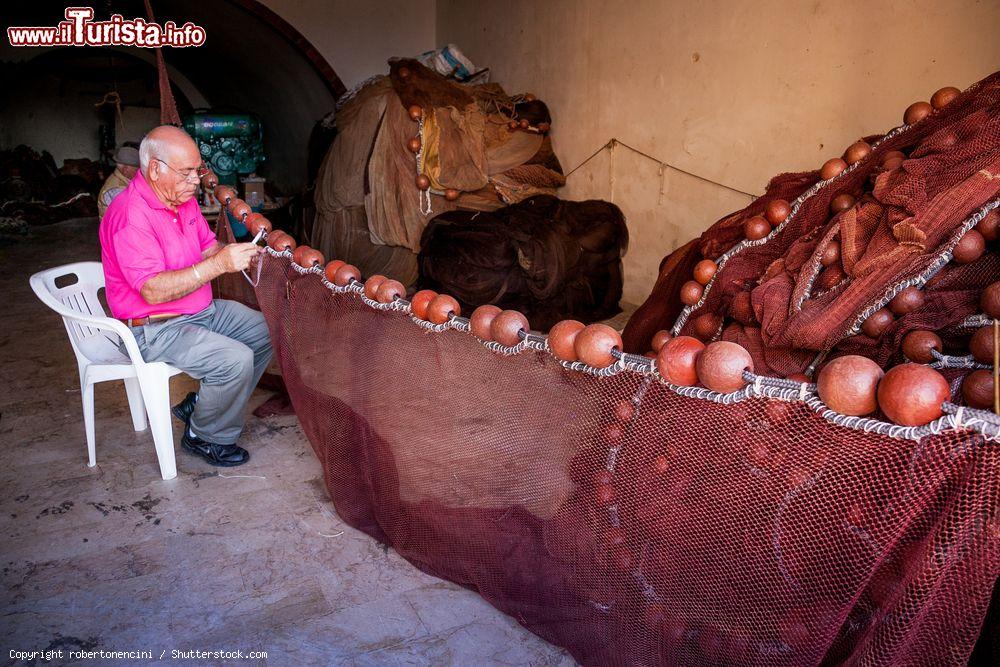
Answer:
[
  {"xmin": 214, "ymin": 184, "xmax": 236, "ymax": 205},
  {"xmin": 333, "ymin": 263, "xmax": 361, "ymax": 287},
  {"xmin": 731, "ymin": 291, "xmax": 755, "ymax": 324},
  {"xmin": 324, "ymin": 260, "xmax": 346, "ymax": 283},
  {"xmin": 548, "ymin": 320, "xmax": 585, "ymax": 361},
  {"xmin": 656, "ymin": 336, "xmax": 705, "ymax": 386},
  {"xmin": 970, "ymin": 326, "xmax": 995, "ymax": 364},
  {"xmin": 878, "ymin": 364, "xmax": 949, "ymax": 426},
  {"xmin": 491, "ymin": 310, "xmax": 529, "ymax": 346},
  {"xmin": 931, "ymin": 86, "xmax": 960, "ymax": 109},
  {"xmin": 902, "ymin": 330, "xmax": 943, "ymax": 363},
  {"xmin": 574, "ymin": 324, "xmax": 622, "ymax": 368},
  {"xmin": 952, "ymin": 229, "xmax": 985, "ymax": 264},
  {"xmin": 693, "ymin": 259, "xmax": 717, "ymax": 286},
  {"xmin": 376, "ymin": 279, "xmax": 406, "ymax": 303},
  {"xmin": 817, "ymin": 355, "xmax": 883, "ymax": 416},
  {"xmin": 696, "ymin": 341, "xmax": 753, "ymax": 393},
  {"xmin": 245, "ymin": 213, "xmax": 272, "ymax": 236},
  {"xmin": 470, "ymin": 305, "xmax": 502, "ymax": 340},
  {"xmin": 816, "ymin": 264, "xmax": 846, "ymax": 291},
  {"xmin": 981, "ymin": 281, "xmax": 1000, "ymax": 319},
  {"xmin": 691, "ymin": 313, "xmax": 722, "ymax": 341},
  {"xmin": 293, "ymin": 246, "xmax": 324, "ymax": 268},
  {"xmin": 363, "ymin": 275, "xmax": 388, "ymax": 300},
  {"xmin": 268, "ymin": 231, "xmax": 296, "ymax": 252},
  {"xmin": 830, "ymin": 193, "xmax": 856, "ymax": 214},
  {"xmin": 903, "ymin": 101, "xmax": 933, "ymax": 125},
  {"xmin": 975, "ymin": 209, "xmax": 999, "ymax": 241},
  {"xmin": 201, "ymin": 170, "xmax": 219, "ymax": 190},
  {"xmin": 765, "ymin": 200, "xmax": 791, "ymax": 225},
  {"xmin": 820, "ymin": 158, "xmax": 848, "ymax": 180},
  {"xmin": 843, "ymin": 141, "xmax": 872, "ymax": 165},
  {"xmin": 888, "ymin": 286, "xmax": 925, "ymax": 315},
  {"xmin": 426, "ymin": 294, "xmax": 460, "ymax": 324},
  {"xmin": 962, "ymin": 369, "xmax": 993, "ymax": 410},
  {"xmin": 651, "ymin": 329, "xmax": 673, "ymax": 352},
  {"xmin": 861, "ymin": 308, "xmax": 894, "ymax": 338},
  {"xmin": 744, "ymin": 215, "xmax": 771, "ymax": 241},
  {"xmin": 680, "ymin": 280, "xmax": 704, "ymax": 306},
  {"xmin": 820, "ymin": 240, "xmax": 841, "ymax": 267},
  {"xmin": 409, "ymin": 289, "xmax": 438, "ymax": 320}
]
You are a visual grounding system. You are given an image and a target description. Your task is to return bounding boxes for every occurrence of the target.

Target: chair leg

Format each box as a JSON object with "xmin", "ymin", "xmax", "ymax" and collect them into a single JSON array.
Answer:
[
  {"xmin": 136, "ymin": 366, "xmax": 177, "ymax": 481},
  {"xmin": 123, "ymin": 376, "xmax": 147, "ymax": 431},
  {"xmin": 82, "ymin": 380, "xmax": 96, "ymax": 467}
]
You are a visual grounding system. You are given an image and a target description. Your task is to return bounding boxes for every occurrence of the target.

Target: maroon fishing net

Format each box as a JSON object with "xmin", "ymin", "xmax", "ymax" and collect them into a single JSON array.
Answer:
[
  {"xmin": 624, "ymin": 72, "xmax": 1000, "ymax": 377},
  {"xmin": 241, "ymin": 71, "xmax": 1000, "ymax": 665},
  {"xmin": 252, "ymin": 254, "xmax": 996, "ymax": 665}
]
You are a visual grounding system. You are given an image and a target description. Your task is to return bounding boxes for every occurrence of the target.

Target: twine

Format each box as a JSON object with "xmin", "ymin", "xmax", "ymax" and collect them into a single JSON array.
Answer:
[{"xmin": 262, "ymin": 217, "xmax": 1000, "ymax": 444}]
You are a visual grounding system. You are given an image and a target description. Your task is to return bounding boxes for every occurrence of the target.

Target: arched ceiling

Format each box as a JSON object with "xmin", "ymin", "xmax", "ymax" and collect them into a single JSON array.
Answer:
[{"xmin": 2, "ymin": 0, "xmax": 344, "ymax": 191}]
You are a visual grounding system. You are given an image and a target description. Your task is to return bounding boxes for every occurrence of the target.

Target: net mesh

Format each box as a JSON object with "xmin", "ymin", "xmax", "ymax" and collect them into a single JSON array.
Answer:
[
  {"xmin": 253, "ymin": 255, "xmax": 997, "ymax": 665},
  {"xmin": 624, "ymin": 72, "xmax": 1000, "ymax": 375}
]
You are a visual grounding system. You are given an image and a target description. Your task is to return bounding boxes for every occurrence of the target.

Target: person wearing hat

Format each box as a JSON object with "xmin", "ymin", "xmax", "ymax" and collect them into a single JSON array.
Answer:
[{"xmin": 98, "ymin": 146, "xmax": 141, "ymax": 219}]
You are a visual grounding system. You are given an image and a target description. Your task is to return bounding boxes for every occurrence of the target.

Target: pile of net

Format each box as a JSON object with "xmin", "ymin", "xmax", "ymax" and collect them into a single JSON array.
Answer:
[
  {"xmin": 0, "ymin": 145, "xmax": 99, "ymax": 225},
  {"xmin": 418, "ymin": 194, "xmax": 628, "ymax": 330},
  {"xmin": 311, "ymin": 58, "xmax": 566, "ymax": 285},
  {"xmin": 623, "ymin": 74, "xmax": 1000, "ymax": 380},
  {"xmin": 250, "ymin": 72, "xmax": 999, "ymax": 665}
]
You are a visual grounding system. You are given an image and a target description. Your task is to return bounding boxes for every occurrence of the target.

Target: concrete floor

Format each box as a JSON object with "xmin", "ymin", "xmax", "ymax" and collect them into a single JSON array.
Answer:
[{"xmin": 0, "ymin": 218, "xmax": 575, "ymax": 666}]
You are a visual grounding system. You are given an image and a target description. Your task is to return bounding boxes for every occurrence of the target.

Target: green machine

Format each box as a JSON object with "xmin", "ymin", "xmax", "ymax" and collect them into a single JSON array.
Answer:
[{"xmin": 183, "ymin": 112, "xmax": 265, "ymax": 186}]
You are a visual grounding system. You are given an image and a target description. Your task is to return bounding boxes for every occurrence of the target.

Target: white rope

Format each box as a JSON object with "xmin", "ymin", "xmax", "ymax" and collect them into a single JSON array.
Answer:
[
  {"xmin": 239, "ymin": 228, "xmax": 268, "ymax": 287},
  {"xmin": 260, "ymin": 251, "xmax": 1000, "ymax": 444}
]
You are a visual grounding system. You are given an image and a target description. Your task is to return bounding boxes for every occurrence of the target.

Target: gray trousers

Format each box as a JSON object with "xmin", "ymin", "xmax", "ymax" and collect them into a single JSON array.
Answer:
[{"xmin": 128, "ymin": 300, "xmax": 273, "ymax": 445}]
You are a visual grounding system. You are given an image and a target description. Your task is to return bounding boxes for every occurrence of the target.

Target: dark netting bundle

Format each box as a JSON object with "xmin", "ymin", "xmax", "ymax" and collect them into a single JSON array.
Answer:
[{"xmin": 418, "ymin": 195, "xmax": 628, "ymax": 330}]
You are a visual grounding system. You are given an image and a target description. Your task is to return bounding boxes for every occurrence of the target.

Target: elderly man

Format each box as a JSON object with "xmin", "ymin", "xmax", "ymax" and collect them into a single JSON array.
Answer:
[
  {"xmin": 98, "ymin": 145, "xmax": 141, "ymax": 219},
  {"xmin": 99, "ymin": 125, "xmax": 272, "ymax": 467}
]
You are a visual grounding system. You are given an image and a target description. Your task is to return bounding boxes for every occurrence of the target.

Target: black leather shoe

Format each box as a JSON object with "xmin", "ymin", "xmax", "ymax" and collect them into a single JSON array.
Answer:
[
  {"xmin": 181, "ymin": 431, "xmax": 250, "ymax": 467},
  {"xmin": 171, "ymin": 392, "xmax": 197, "ymax": 424}
]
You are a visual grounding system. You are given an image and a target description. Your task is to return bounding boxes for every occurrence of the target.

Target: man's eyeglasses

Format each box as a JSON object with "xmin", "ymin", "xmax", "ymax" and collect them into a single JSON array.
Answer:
[{"xmin": 153, "ymin": 158, "xmax": 209, "ymax": 182}]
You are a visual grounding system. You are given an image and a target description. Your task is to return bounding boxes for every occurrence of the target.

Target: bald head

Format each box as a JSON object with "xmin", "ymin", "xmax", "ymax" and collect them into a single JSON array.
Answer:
[
  {"xmin": 140, "ymin": 125, "xmax": 203, "ymax": 208},
  {"xmin": 139, "ymin": 125, "xmax": 199, "ymax": 172}
]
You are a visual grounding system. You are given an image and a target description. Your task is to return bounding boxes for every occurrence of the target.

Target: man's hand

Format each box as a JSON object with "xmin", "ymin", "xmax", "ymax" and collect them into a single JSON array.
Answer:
[
  {"xmin": 140, "ymin": 242, "xmax": 262, "ymax": 305},
  {"xmin": 212, "ymin": 242, "xmax": 262, "ymax": 273}
]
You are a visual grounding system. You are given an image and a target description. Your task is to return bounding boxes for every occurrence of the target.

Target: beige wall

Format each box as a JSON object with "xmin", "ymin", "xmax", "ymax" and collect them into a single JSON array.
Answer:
[
  {"xmin": 437, "ymin": 0, "xmax": 1000, "ymax": 305},
  {"xmin": 259, "ymin": 0, "xmax": 437, "ymax": 89}
]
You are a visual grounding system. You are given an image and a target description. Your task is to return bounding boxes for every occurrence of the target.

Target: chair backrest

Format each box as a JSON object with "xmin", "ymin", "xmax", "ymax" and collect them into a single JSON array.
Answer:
[{"xmin": 29, "ymin": 261, "xmax": 142, "ymax": 366}]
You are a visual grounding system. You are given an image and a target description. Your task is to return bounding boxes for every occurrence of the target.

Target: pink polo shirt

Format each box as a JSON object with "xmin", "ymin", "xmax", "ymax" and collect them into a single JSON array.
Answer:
[{"xmin": 99, "ymin": 170, "xmax": 216, "ymax": 319}]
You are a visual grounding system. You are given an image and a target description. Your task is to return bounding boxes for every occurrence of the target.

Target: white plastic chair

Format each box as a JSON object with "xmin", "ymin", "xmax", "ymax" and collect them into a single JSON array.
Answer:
[{"xmin": 29, "ymin": 261, "xmax": 183, "ymax": 480}]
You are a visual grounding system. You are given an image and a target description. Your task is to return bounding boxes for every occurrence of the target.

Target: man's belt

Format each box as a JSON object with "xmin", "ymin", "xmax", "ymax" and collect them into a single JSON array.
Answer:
[{"xmin": 119, "ymin": 313, "xmax": 182, "ymax": 327}]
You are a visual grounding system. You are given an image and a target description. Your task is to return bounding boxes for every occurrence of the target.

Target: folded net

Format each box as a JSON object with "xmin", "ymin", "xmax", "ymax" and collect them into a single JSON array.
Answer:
[
  {"xmin": 624, "ymin": 72, "xmax": 1000, "ymax": 379},
  {"xmin": 253, "ymin": 252, "xmax": 997, "ymax": 665}
]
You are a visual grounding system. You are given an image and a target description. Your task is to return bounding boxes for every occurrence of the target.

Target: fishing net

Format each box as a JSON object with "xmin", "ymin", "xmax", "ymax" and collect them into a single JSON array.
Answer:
[
  {"xmin": 624, "ymin": 72, "xmax": 1000, "ymax": 380},
  {"xmin": 252, "ymin": 251, "xmax": 997, "ymax": 665},
  {"xmin": 312, "ymin": 59, "xmax": 565, "ymax": 283},
  {"xmin": 243, "ymin": 71, "xmax": 1000, "ymax": 665},
  {"xmin": 417, "ymin": 195, "xmax": 628, "ymax": 330}
]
